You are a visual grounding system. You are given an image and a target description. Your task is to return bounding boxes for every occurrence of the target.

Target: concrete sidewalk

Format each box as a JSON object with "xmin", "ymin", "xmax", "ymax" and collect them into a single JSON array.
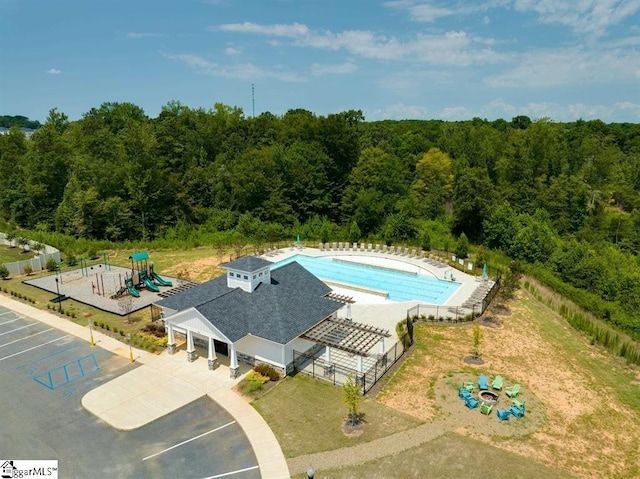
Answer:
[{"xmin": 0, "ymin": 295, "xmax": 290, "ymax": 479}]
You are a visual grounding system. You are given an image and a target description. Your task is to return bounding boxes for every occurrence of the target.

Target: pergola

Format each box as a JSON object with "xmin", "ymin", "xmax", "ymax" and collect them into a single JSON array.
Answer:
[{"xmin": 301, "ymin": 317, "xmax": 390, "ymax": 372}]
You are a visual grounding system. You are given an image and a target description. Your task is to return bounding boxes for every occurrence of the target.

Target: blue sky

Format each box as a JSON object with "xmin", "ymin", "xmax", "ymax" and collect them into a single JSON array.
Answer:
[{"xmin": 1, "ymin": 0, "xmax": 639, "ymax": 123}]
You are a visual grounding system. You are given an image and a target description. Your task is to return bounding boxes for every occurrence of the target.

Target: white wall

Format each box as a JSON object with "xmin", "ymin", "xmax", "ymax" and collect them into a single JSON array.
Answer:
[
  {"xmin": 284, "ymin": 337, "xmax": 316, "ymax": 364},
  {"xmin": 235, "ymin": 334, "xmax": 285, "ymax": 368}
]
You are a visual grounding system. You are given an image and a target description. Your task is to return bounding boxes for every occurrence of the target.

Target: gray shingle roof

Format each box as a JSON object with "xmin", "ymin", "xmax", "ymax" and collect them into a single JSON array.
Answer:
[
  {"xmin": 224, "ymin": 256, "xmax": 272, "ymax": 272},
  {"xmin": 157, "ymin": 262, "xmax": 341, "ymax": 344}
]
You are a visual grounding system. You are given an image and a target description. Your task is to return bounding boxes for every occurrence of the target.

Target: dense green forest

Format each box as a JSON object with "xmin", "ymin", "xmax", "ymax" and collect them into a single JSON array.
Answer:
[
  {"xmin": 1, "ymin": 102, "xmax": 639, "ymax": 340},
  {"xmin": 0, "ymin": 115, "xmax": 42, "ymax": 129}
]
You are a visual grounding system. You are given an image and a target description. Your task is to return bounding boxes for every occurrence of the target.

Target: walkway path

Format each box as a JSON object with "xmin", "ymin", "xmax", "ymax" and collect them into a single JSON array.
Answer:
[
  {"xmin": 0, "ymin": 295, "xmax": 290, "ymax": 479},
  {"xmin": 286, "ymin": 417, "xmax": 457, "ymax": 475}
]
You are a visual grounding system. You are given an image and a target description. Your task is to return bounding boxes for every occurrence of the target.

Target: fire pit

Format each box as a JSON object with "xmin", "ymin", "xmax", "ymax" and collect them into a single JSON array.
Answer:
[{"xmin": 478, "ymin": 390, "xmax": 499, "ymax": 405}]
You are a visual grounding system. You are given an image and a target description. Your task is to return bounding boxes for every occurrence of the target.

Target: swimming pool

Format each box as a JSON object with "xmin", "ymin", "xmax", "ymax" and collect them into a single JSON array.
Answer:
[{"xmin": 271, "ymin": 254, "xmax": 459, "ymax": 304}]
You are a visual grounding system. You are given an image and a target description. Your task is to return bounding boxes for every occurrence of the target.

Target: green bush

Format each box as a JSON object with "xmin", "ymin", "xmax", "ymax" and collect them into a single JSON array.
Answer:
[
  {"xmin": 22, "ymin": 264, "xmax": 33, "ymax": 276},
  {"xmin": 254, "ymin": 363, "xmax": 280, "ymax": 381},
  {"xmin": 45, "ymin": 257, "xmax": 58, "ymax": 271},
  {"xmin": 0, "ymin": 264, "xmax": 9, "ymax": 279}
]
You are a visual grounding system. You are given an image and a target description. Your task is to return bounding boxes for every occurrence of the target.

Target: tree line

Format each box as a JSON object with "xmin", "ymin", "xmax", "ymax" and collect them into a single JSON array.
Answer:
[{"xmin": 0, "ymin": 102, "xmax": 639, "ymax": 339}]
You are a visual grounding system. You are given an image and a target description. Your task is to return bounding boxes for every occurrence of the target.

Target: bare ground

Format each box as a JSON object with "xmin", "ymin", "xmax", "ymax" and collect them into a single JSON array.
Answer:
[{"xmin": 377, "ymin": 289, "xmax": 640, "ymax": 479}]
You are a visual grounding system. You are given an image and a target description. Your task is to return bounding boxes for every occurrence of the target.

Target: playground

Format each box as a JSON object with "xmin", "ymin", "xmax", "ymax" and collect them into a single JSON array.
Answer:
[{"xmin": 24, "ymin": 252, "xmax": 184, "ymax": 316}]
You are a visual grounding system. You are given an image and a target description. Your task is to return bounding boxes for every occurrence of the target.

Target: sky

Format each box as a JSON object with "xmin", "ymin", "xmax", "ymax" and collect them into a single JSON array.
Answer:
[{"xmin": 1, "ymin": 0, "xmax": 639, "ymax": 123}]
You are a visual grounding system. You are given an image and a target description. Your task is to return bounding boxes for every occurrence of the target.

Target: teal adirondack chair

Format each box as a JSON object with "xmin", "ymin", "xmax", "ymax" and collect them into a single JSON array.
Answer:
[
  {"xmin": 492, "ymin": 375, "xmax": 503, "ymax": 390},
  {"xmin": 480, "ymin": 402, "xmax": 493, "ymax": 415},
  {"xmin": 462, "ymin": 381, "xmax": 474, "ymax": 393},
  {"xmin": 505, "ymin": 383, "xmax": 521, "ymax": 398}
]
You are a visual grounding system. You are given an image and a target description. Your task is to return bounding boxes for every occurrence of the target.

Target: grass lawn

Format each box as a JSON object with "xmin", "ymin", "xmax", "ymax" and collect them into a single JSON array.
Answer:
[
  {"xmin": 258, "ymin": 286, "xmax": 639, "ymax": 478},
  {"xmin": 0, "ymin": 245, "xmax": 36, "ymax": 263},
  {"xmin": 252, "ymin": 373, "xmax": 423, "ymax": 458},
  {"xmin": 291, "ymin": 432, "xmax": 572, "ymax": 479}
]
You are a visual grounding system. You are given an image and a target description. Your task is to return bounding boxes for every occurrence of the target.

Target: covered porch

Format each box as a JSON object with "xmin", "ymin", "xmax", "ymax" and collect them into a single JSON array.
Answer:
[{"xmin": 164, "ymin": 308, "xmax": 244, "ymax": 378}]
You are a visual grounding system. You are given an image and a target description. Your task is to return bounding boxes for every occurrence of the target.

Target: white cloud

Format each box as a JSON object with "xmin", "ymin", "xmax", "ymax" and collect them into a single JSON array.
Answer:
[
  {"xmin": 384, "ymin": 0, "xmax": 456, "ymax": 22},
  {"xmin": 486, "ymin": 46, "xmax": 640, "ymax": 88},
  {"xmin": 384, "ymin": 0, "xmax": 510, "ymax": 22},
  {"xmin": 513, "ymin": 0, "xmax": 640, "ymax": 38},
  {"xmin": 127, "ymin": 32, "xmax": 160, "ymax": 39},
  {"xmin": 45, "ymin": 68, "xmax": 61, "ymax": 75},
  {"xmin": 214, "ymin": 21, "xmax": 506, "ymax": 66},
  {"xmin": 224, "ymin": 46, "xmax": 242, "ymax": 56},
  {"xmin": 368, "ymin": 103, "xmax": 431, "ymax": 119},
  {"xmin": 215, "ymin": 22, "xmax": 309, "ymax": 37},
  {"xmin": 163, "ymin": 52, "xmax": 305, "ymax": 82},
  {"xmin": 310, "ymin": 61, "xmax": 357, "ymax": 76},
  {"xmin": 439, "ymin": 106, "xmax": 472, "ymax": 119},
  {"xmin": 483, "ymin": 15, "xmax": 491, "ymax": 25}
]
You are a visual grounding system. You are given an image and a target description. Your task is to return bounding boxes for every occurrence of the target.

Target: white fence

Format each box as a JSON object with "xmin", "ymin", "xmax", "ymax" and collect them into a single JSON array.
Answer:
[{"xmin": 0, "ymin": 233, "xmax": 61, "ymax": 276}]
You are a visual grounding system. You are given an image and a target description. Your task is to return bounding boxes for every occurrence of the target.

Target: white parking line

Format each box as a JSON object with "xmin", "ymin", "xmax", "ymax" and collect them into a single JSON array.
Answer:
[
  {"xmin": 0, "ymin": 324, "xmax": 33, "ymax": 337},
  {"xmin": 142, "ymin": 421, "xmax": 236, "ymax": 461},
  {"xmin": 0, "ymin": 335, "xmax": 69, "ymax": 362},
  {"xmin": 202, "ymin": 466, "xmax": 260, "ymax": 479},
  {"xmin": 0, "ymin": 328, "xmax": 54, "ymax": 349},
  {"xmin": 0, "ymin": 310, "xmax": 18, "ymax": 317},
  {"xmin": 0, "ymin": 317, "xmax": 20, "ymax": 326}
]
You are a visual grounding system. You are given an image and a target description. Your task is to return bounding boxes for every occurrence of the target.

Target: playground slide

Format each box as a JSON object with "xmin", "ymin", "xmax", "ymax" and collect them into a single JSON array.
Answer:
[
  {"xmin": 152, "ymin": 272, "xmax": 173, "ymax": 287},
  {"xmin": 128, "ymin": 286, "xmax": 140, "ymax": 298},
  {"xmin": 142, "ymin": 277, "xmax": 160, "ymax": 293}
]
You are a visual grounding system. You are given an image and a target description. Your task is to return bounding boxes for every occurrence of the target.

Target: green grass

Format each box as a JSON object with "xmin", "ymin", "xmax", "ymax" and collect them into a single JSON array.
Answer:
[
  {"xmin": 520, "ymin": 289, "xmax": 640, "ymax": 413},
  {"xmin": 290, "ymin": 432, "xmax": 574, "ymax": 479},
  {"xmin": 252, "ymin": 374, "xmax": 423, "ymax": 458},
  {"xmin": 0, "ymin": 259, "xmax": 152, "ymax": 338},
  {"xmin": 0, "ymin": 245, "xmax": 36, "ymax": 263}
]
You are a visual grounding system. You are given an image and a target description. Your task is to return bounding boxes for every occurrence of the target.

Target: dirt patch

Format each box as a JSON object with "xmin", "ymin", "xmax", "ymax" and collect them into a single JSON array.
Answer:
[
  {"xmin": 341, "ymin": 421, "xmax": 365, "ymax": 437},
  {"xmin": 377, "ymin": 291, "xmax": 640, "ymax": 478},
  {"xmin": 162, "ymin": 255, "xmax": 229, "ymax": 282},
  {"xmin": 463, "ymin": 355, "xmax": 484, "ymax": 365}
]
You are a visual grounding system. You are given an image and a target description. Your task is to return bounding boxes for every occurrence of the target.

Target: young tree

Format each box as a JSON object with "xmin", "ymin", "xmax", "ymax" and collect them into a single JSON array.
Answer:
[
  {"xmin": 118, "ymin": 294, "xmax": 135, "ymax": 324},
  {"xmin": 0, "ymin": 263, "xmax": 9, "ymax": 279},
  {"xmin": 500, "ymin": 261, "xmax": 524, "ymax": 301},
  {"xmin": 455, "ymin": 232, "xmax": 469, "ymax": 259},
  {"xmin": 22, "ymin": 264, "xmax": 33, "ymax": 276},
  {"xmin": 342, "ymin": 374, "xmax": 364, "ymax": 426},
  {"xmin": 17, "ymin": 236, "xmax": 29, "ymax": 252},
  {"xmin": 348, "ymin": 220, "xmax": 361, "ymax": 244},
  {"xmin": 420, "ymin": 228, "xmax": 431, "ymax": 252},
  {"xmin": 473, "ymin": 324, "xmax": 483, "ymax": 358}
]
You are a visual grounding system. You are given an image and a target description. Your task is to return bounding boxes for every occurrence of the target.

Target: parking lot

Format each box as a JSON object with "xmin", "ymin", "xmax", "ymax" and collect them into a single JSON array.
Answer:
[{"xmin": 0, "ymin": 305, "xmax": 260, "ymax": 478}]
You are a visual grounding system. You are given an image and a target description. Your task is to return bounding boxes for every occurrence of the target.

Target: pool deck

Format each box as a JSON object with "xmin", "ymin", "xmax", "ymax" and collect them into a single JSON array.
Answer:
[{"xmin": 263, "ymin": 246, "xmax": 491, "ymax": 339}]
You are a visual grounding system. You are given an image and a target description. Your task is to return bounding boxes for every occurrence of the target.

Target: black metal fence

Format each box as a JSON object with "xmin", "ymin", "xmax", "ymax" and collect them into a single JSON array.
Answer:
[
  {"xmin": 406, "ymin": 274, "xmax": 502, "ymax": 323},
  {"xmin": 292, "ymin": 339, "xmax": 407, "ymax": 395}
]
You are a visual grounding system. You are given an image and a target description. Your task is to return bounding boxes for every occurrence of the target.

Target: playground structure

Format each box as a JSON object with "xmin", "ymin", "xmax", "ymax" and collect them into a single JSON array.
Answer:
[{"xmin": 123, "ymin": 251, "xmax": 173, "ymax": 298}]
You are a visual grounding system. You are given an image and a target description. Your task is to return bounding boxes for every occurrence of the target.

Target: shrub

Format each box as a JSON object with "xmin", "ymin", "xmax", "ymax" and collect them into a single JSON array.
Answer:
[
  {"xmin": 254, "ymin": 363, "xmax": 280, "ymax": 381},
  {"xmin": 22, "ymin": 264, "xmax": 33, "ymax": 276},
  {"xmin": 67, "ymin": 255, "xmax": 78, "ymax": 266},
  {"xmin": 45, "ymin": 257, "xmax": 58, "ymax": 271},
  {"xmin": 0, "ymin": 264, "xmax": 9, "ymax": 279}
]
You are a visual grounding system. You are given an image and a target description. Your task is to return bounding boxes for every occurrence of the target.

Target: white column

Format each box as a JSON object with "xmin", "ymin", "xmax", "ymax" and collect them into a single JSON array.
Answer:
[
  {"xmin": 229, "ymin": 342, "xmax": 240, "ymax": 378},
  {"xmin": 324, "ymin": 346, "xmax": 331, "ymax": 362},
  {"xmin": 167, "ymin": 323, "xmax": 175, "ymax": 343},
  {"xmin": 356, "ymin": 355, "xmax": 363, "ymax": 373},
  {"xmin": 347, "ymin": 303, "xmax": 352, "ymax": 320},
  {"xmin": 167, "ymin": 322, "xmax": 176, "ymax": 354},
  {"xmin": 207, "ymin": 336, "xmax": 218, "ymax": 370},
  {"xmin": 378, "ymin": 337, "xmax": 385, "ymax": 355},
  {"xmin": 186, "ymin": 330, "xmax": 197, "ymax": 362}
]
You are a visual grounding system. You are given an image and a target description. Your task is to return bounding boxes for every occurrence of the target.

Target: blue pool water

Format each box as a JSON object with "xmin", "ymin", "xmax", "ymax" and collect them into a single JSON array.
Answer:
[{"xmin": 272, "ymin": 255, "xmax": 459, "ymax": 304}]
